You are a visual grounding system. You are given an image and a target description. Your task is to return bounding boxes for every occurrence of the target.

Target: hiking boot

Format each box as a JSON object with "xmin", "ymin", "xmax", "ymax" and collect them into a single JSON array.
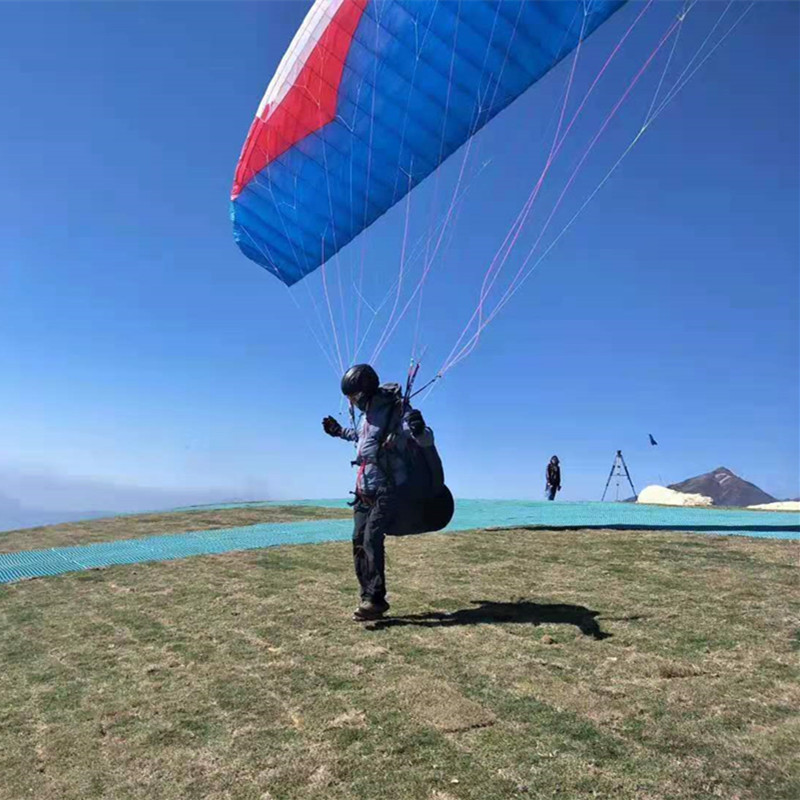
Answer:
[{"xmin": 353, "ymin": 598, "xmax": 390, "ymax": 621}]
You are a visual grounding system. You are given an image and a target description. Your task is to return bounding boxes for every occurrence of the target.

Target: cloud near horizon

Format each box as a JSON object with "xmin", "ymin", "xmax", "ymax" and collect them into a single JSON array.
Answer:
[{"xmin": 0, "ymin": 464, "xmax": 275, "ymax": 532}]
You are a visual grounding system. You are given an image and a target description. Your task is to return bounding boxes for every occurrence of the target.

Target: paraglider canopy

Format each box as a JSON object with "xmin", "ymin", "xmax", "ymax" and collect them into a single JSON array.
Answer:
[{"xmin": 231, "ymin": 0, "xmax": 627, "ymax": 286}]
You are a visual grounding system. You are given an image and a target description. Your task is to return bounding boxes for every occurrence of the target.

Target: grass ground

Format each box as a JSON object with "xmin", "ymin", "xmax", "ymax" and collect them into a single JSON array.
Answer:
[
  {"xmin": 1, "ymin": 525, "xmax": 797, "ymax": 800},
  {"xmin": 0, "ymin": 505, "xmax": 350, "ymax": 553}
]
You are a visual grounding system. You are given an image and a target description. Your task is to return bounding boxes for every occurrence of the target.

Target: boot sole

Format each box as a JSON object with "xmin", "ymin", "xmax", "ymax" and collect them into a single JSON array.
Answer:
[{"xmin": 352, "ymin": 605, "xmax": 390, "ymax": 621}]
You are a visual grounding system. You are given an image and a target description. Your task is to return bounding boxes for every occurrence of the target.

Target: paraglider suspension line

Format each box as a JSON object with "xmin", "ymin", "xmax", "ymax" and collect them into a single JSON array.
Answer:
[{"xmin": 409, "ymin": 373, "xmax": 441, "ymax": 400}]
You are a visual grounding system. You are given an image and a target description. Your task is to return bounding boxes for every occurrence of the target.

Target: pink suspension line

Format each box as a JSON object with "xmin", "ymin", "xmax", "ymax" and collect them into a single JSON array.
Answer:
[
  {"xmin": 445, "ymin": 7, "xmax": 688, "ymax": 373},
  {"xmin": 441, "ymin": 0, "xmax": 655, "ymax": 375},
  {"xmin": 367, "ymin": 2, "xmax": 465, "ymax": 366},
  {"xmin": 367, "ymin": 0, "xmax": 534, "ymax": 365},
  {"xmin": 482, "ymin": 1, "xmax": 754, "ymax": 334}
]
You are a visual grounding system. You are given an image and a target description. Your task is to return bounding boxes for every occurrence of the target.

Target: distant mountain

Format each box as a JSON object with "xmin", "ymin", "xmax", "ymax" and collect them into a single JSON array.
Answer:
[{"xmin": 668, "ymin": 467, "xmax": 775, "ymax": 507}]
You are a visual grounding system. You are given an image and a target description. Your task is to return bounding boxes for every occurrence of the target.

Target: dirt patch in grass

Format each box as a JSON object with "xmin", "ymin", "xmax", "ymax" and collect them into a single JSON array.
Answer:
[
  {"xmin": 391, "ymin": 674, "xmax": 497, "ymax": 732},
  {"xmin": 0, "ymin": 527, "xmax": 797, "ymax": 799},
  {"xmin": 0, "ymin": 504, "xmax": 350, "ymax": 553}
]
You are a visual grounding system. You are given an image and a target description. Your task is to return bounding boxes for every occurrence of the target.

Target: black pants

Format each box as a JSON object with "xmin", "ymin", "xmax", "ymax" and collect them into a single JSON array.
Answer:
[
  {"xmin": 352, "ymin": 488, "xmax": 398, "ymax": 602},
  {"xmin": 546, "ymin": 484, "xmax": 558, "ymax": 501}
]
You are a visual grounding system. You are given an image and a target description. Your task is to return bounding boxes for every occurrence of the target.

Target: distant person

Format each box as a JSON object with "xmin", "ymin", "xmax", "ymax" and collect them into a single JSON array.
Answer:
[{"xmin": 546, "ymin": 456, "xmax": 562, "ymax": 501}]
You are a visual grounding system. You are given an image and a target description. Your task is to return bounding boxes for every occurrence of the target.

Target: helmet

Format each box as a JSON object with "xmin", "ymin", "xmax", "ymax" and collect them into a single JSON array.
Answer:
[
  {"xmin": 550, "ymin": 455, "xmax": 559, "ymax": 465},
  {"xmin": 341, "ymin": 364, "xmax": 379, "ymax": 410}
]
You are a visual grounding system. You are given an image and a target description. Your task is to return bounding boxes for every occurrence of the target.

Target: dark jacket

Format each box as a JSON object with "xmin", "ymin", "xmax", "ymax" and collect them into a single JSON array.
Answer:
[
  {"xmin": 338, "ymin": 383, "xmax": 434, "ymax": 496},
  {"xmin": 546, "ymin": 462, "xmax": 561, "ymax": 490}
]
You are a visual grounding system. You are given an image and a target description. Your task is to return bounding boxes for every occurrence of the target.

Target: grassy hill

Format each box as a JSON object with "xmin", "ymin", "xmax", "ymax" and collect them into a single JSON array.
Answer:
[
  {"xmin": 0, "ymin": 504, "xmax": 350, "ymax": 553},
  {"xmin": 1, "ymin": 513, "xmax": 797, "ymax": 799}
]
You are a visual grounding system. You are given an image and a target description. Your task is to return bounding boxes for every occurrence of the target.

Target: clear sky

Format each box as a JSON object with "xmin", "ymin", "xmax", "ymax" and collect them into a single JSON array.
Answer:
[{"xmin": 1, "ymin": 1, "xmax": 797, "ymax": 519}]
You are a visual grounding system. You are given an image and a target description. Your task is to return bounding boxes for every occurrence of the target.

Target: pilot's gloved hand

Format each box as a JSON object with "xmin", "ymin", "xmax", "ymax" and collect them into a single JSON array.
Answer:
[
  {"xmin": 407, "ymin": 409, "xmax": 425, "ymax": 436},
  {"xmin": 322, "ymin": 416, "xmax": 342, "ymax": 437}
]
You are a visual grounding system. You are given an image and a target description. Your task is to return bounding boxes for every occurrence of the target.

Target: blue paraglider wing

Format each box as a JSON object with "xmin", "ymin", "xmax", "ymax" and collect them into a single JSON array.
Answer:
[{"xmin": 231, "ymin": 0, "xmax": 627, "ymax": 286}]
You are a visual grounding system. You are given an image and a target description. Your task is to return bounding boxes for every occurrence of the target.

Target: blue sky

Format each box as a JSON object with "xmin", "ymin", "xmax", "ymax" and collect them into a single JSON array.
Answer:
[{"xmin": 0, "ymin": 1, "xmax": 797, "ymax": 521}]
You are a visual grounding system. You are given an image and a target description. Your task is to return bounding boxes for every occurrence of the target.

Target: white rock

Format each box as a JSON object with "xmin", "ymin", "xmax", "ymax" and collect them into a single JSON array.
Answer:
[
  {"xmin": 636, "ymin": 485, "xmax": 714, "ymax": 507},
  {"xmin": 746, "ymin": 501, "xmax": 800, "ymax": 512}
]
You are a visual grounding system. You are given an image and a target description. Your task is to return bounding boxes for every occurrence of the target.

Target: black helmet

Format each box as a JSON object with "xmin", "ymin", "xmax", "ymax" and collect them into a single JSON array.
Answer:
[
  {"xmin": 550, "ymin": 455, "xmax": 559, "ymax": 465},
  {"xmin": 341, "ymin": 364, "xmax": 379, "ymax": 410}
]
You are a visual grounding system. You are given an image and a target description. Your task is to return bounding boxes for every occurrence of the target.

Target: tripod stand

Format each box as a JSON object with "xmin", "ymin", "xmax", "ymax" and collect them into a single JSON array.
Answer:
[{"xmin": 601, "ymin": 450, "xmax": 637, "ymax": 501}]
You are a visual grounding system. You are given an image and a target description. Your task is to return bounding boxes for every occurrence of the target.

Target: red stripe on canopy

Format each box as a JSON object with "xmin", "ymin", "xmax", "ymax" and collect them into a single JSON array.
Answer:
[{"xmin": 232, "ymin": 0, "xmax": 367, "ymax": 199}]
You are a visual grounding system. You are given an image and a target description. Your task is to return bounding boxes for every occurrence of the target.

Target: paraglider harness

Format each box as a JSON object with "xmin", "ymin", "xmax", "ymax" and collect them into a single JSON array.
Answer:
[{"xmin": 348, "ymin": 364, "xmax": 453, "ymax": 535}]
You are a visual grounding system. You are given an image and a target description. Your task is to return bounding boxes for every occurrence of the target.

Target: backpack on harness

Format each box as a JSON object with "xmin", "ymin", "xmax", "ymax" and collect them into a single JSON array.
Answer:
[{"xmin": 377, "ymin": 386, "xmax": 455, "ymax": 537}]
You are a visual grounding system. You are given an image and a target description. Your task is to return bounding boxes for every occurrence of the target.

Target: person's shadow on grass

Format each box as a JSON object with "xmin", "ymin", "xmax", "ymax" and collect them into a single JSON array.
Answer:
[{"xmin": 368, "ymin": 599, "xmax": 612, "ymax": 639}]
